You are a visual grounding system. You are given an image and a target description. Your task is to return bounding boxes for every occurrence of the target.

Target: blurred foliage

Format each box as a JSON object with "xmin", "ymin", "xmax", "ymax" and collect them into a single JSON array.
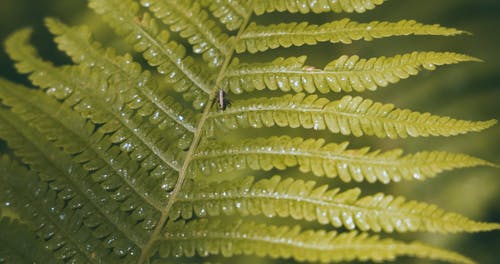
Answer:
[{"xmin": 0, "ymin": 0, "xmax": 498, "ymax": 263}]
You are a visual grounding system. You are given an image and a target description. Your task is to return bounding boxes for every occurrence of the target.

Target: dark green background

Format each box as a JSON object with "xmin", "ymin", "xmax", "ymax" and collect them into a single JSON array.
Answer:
[{"xmin": 0, "ymin": 0, "xmax": 498, "ymax": 263}]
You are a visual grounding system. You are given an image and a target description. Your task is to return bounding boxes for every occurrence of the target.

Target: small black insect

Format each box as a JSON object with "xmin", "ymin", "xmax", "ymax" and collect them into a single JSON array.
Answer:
[{"xmin": 215, "ymin": 89, "xmax": 231, "ymax": 110}]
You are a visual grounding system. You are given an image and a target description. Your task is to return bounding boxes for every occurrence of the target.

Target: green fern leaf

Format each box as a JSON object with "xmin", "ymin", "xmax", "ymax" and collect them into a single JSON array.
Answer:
[
  {"xmin": 4, "ymin": 31, "xmax": 185, "ymax": 176},
  {"xmin": 0, "ymin": 217, "xmax": 59, "ymax": 263},
  {"xmin": 224, "ymin": 52, "xmax": 480, "ymax": 93},
  {"xmin": 3, "ymin": 28, "xmax": 73, "ymax": 99},
  {"xmin": 207, "ymin": 94, "xmax": 496, "ymax": 138},
  {"xmin": 158, "ymin": 218, "xmax": 474, "ymax": 264},
  {"xmin": 89, "ymin": 0, "xmax": 213, "ymax": 109},
  {"xmin": 0, "ymin": 77, "xmax": 168, "ymax": 214},
  {"xmin": 190, "ymin": 136, "xmax": 493, "ymax": 182},
  {"xmin": 237, "ymin": 19, "xmax": 465, "ymax": 53},
  {"xmin": 1, "ymin": 61, "xmax": 183, "ymax": 185},
  {"xmin": 252, "ymin": 0, "xmax": 386, "ymax": 15},
  {"xmin": 201, "ymin": 0, "xmax": 252, "ymax": 31},
  {"xmin": 171, "ymin": 176, "xmax": 500, "ymax": 233},
  {"xmin": 0, "ymin": 106, "xmax": 142, "ymax": 261},
  {"xmin": 141, "ymin": 0, "xmax": 232, "ymax": 68},
  {"xmin": 44, "ymin": 18, "xmax": 197, "ymax": 149}
]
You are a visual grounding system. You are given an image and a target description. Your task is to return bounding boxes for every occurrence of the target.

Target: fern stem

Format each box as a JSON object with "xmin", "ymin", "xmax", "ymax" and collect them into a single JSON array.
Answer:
[{"xmin": 137, "ymin": 4, "xmax": 255, "ymax": 263}]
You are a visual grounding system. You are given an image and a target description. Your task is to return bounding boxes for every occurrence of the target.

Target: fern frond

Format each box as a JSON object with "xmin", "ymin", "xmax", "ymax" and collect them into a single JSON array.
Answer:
[
  {"xmin": 5, "ymin": 61, "xmax": 183, "ymax": 179},
  {"xmin": 201, "ymin": 0, "xmax": 252, "ymax": 31},
  {"xmin": 4, "ymin": 28, "xmax": 73, "ymax": 99},
  {"xmin": 252, "ymin": 0, "xmax": 386, "ymax": 15},
  {"xmin": 237, "ymin": 19, "xmax": 466, "ymax": 53},
  {"xmin": 0, "ymin": 77, "xmax": 167, "ymax": 221},
  {"xmin": 69, "ymin": 66, "xmax": 185, "ymax": 175},
  {"xmin": 141, "ymin": 0, "xmax": 232, "ymax": 68},
  {"xmin": 190, "ymin": 136, "xmax": 493, "ymax": 182},
  {"xmin": 224, "ymin": 52, "xmax": 480, "ymax": 94},
  {"xmin": 0, "ymin": 153, "xmax": 142, "ymax": 262},
  {"xmin": 89, "ymin": 0, "xmax": 213, "ymax": 109},
  {"xmin": 207, "ymin": 94, "xmax": 496, "ymax": 138},
  {"xmin": 0, "ymin": 215, "xmax": 59, "ymax": 263},
  {"xmin": 0, "ymin": 109, "xmax": 142, "ymax": 261},
  {"xmin": 4, "ymin": 31, "xmax": 185, "ymax": 175},
  {"xmin": 172, "ymin": 176, "xmax": 500, "ymax": 233},
  {"xmin": 158, "ymin": 219, "xmax": 474, "ymax": 264},
  {"xmin": 45, "ymin": 18, "xmax": 197, "ymax": 148},
  {"xmin": 3, "ymin": 30, "xmax": 185, "ymax": 234},
  {"xmin": 0, "ymin": 79, "xmax": 91, "ymax": 156}
]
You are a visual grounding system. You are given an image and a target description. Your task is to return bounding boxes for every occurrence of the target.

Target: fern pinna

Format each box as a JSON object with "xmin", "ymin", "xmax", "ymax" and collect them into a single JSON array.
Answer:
[{"xmin": 0, "ymin": 0, "xmax": 498, "ymax": 263}]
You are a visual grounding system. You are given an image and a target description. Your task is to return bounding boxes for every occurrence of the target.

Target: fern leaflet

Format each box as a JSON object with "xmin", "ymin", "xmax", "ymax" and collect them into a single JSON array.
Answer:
[
  {"xmin": 190, "ymin": 136, "xmax": 494, "ymax": 183},
  {"xmin": 172, "ymin": 175, "xmax": 500, "ymax": 233},
  {"xmin": 224, "ymin": 52, "xmax": 480, "ymax": 93},
  {"xmin": 237, "ymin": 19, "xmax": 465, "ymax": 53},
  {"xmin": 207, "ymin": 94, "xmax": 496, "ymax": 138},
  {"xmin": 159, "ymin": 219, "xmax": 475, "ymax": 264}
]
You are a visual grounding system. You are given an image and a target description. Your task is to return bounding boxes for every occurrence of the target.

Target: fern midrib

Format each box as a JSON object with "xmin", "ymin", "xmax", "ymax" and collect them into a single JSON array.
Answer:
[
  {"xmin": 193, "ymin": 147, "xmax": 485, "ymax": 169},
  {"xmin": 136, "ymin": 4, "xmax": 254, "ymax": 263},
  {"xmin": 209, "ymin": 104, "xmax": 486, "ymax": 131},
  {"xmin": 227, "ymin": 59, "xmax": 442, "ymax": 80},
  {"xmin": 163, "ymin": 229, "xmax": 473, "ymax": 264},
  {"xmin": 164, "ymin": 228, "xmax": 408, "ymax": 252},
  {"xmin": 194, "ymin": 148, "xmax": 415, "ymax": 166},
  {"xmin": 224, "ymin": 51, "xmax": 476, "ymax": 76},
  {"xmin": 240, "ymin": 22, "xmax": 460, "ymax": 39},
  {"xmin": 177, "ymin": 192, "xmax": 438, "ymax": 225},
  {"xmin": 225, "ymin": 66, "xmax": 418, "ymax": 77}
]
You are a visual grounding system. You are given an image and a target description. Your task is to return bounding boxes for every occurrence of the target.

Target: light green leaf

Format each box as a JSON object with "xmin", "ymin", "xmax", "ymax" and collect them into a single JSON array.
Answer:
[
  {"xmin": 252, "ymin": 0, "xmax": 386, "ymax": 15},
  {"xmin": 172, "ymin": 176, "xmax": 500, "ymax": 233},
  {"xmin": 89, "ymin": 0, "xmax": 213, "ymax": 109},
  {"xmin": 141, "ymin": 0, "xmax": 232, "ymax": 68},
  {"xmin": 208, "ymin": 94, "xmax": 496, "ymax": 138},
  {"xmin": 237, "ymin": 19, "xmax": 466, "ymax": 53},
  {"xmin": 158, "ymin": 219, "xmax": 475, "ymax": 264},
  {"xmin": 224, "ymin": 52, "xmax": 480, "ymax": 94},
  {"xmin": 191, "ymin": 136, "xmax": 494, "ymax": 182},
  {"xmin": 201, "ymin": 0, "xmax": 252, "ymax": 31}
]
